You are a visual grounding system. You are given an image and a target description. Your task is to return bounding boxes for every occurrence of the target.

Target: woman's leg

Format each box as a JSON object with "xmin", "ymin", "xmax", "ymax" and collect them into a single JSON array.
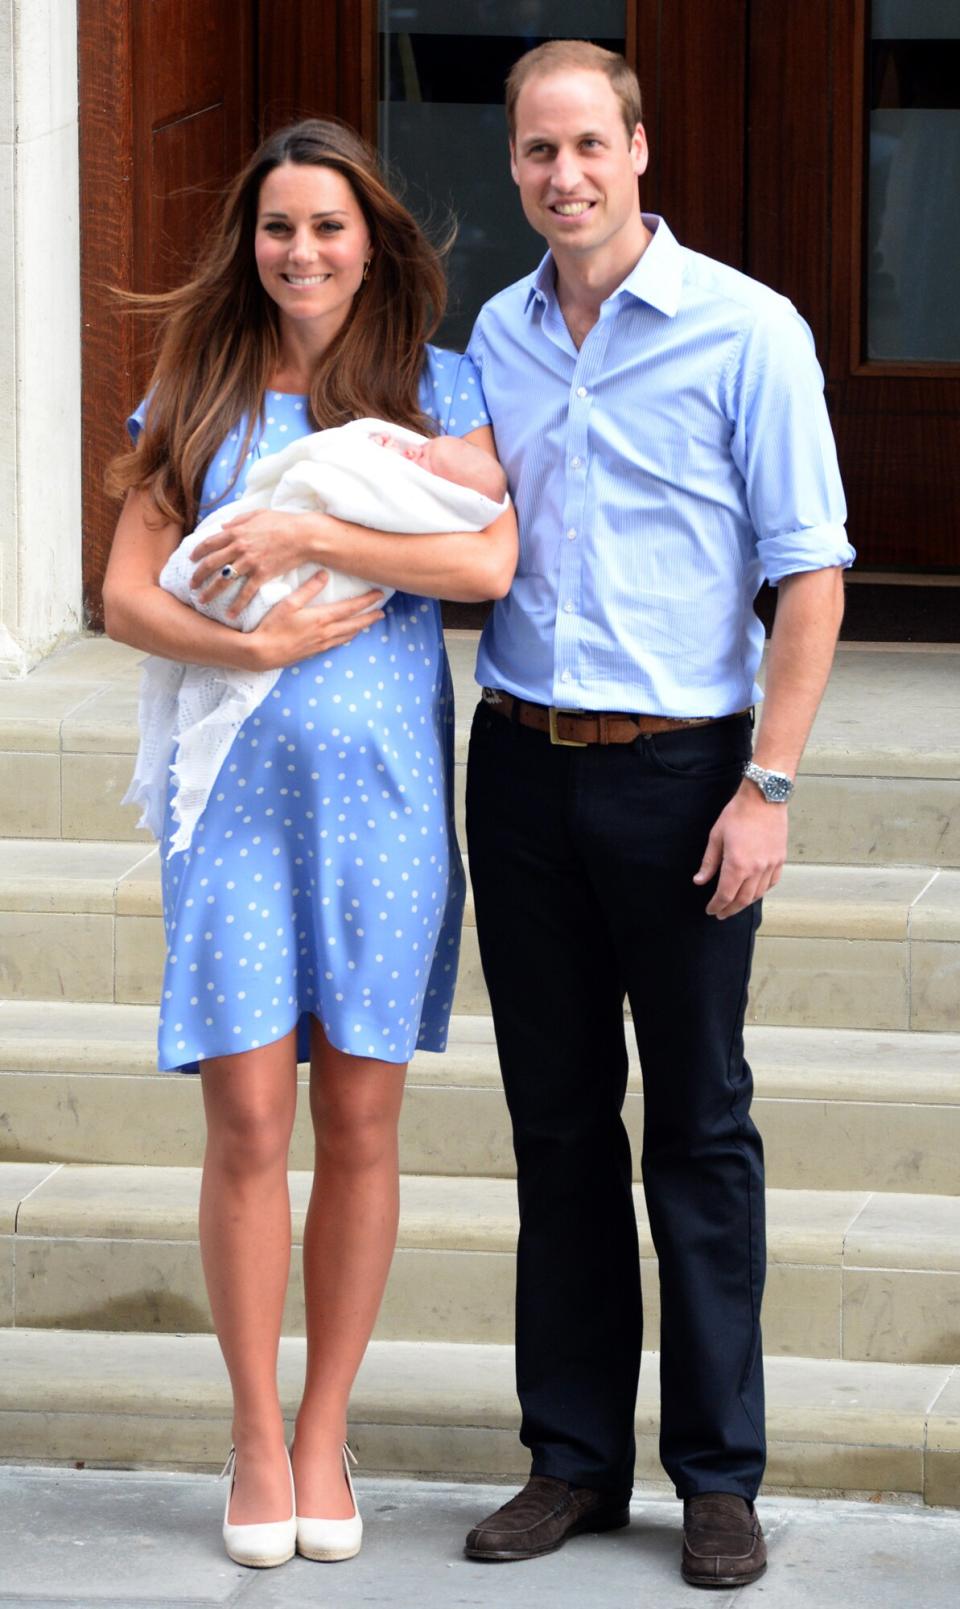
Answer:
[
  {"xmin": 293, "ymin": 1018, "xmax": 407, "ymax": 1517},
  {"xmin": 199, "ymin": 1032, "xmax": 299, "ymax": 1523}
]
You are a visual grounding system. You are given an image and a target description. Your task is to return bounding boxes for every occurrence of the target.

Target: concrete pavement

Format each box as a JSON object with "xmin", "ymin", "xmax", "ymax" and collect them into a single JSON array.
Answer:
[{"xmin": 2, "ymin": 1468, "xmax": 960, "ymax": 1608}]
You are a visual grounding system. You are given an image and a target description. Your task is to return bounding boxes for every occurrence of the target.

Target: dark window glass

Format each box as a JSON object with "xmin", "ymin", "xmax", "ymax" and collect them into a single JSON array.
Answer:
[
  {"xmin": 866, "ymin": 0, "xmax": 960, "ymax": 361},
  {"xmin": 379, "ymin": 2, "xmax": 627, "ymax": 350}
]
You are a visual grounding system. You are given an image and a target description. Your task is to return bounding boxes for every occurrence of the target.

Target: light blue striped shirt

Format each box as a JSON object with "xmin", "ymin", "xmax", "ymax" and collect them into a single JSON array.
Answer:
[{"xmin": 467, "ymin": 215, "xmax": 854, "ymax": 717}]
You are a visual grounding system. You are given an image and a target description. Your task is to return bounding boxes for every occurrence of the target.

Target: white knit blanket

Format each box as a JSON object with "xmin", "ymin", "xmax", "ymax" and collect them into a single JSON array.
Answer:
[{"xmin": 124, "ymin": 418, "xmax": 507, "ymax": 856}]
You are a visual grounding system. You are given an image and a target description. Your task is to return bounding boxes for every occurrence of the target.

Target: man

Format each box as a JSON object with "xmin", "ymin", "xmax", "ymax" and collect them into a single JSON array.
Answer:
[{"xmin": 463, "ymin": 40, "xmax": 853, "ymax": 1590}]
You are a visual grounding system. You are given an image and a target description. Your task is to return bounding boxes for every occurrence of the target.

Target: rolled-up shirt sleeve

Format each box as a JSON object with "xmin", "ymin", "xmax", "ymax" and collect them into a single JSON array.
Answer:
[
  {"xmin": 126, "ymin": 395, "xmax": 148, "ymax": 444},
  {"xmin": 729, "ymin": 302, "xmax": 855, "ymax": 585}
]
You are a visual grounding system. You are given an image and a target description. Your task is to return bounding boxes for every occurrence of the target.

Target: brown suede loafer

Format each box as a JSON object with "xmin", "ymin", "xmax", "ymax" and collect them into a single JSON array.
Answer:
[
  {"xmin": 464, "ymin": 1474, "xmax": 631, "ymax": 1562},
  {"xmin": 681, "ymin": 1493, "xmax": 767, "ymax": 1588}
]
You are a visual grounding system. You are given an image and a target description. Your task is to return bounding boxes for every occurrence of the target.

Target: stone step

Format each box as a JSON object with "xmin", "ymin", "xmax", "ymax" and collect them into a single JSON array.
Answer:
[
  {"xmin": 0, "ymin": 840, "xmax": 957, "ymax": 1031},
  {"xmin": 1, "ymin": 636, "xmax": 959, "ymax": 866},
  {"xmin": 0, "ymin": 1327, "xmax": 956, "ymax": 1505},
  {"xmin": 3, "ymin": 1161, "xmax": 959, "ymax": 1364},
  {"xmin": 0, "ymin": 636, "xmax": 150, "ymax": 845},
  {"xmin": 2, "ymin": 1005, "xmax": 960, "ymax": 1196}
]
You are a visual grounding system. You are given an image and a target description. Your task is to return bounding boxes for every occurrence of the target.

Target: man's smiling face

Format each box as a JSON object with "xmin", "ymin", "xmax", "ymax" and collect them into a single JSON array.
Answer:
[{"xmin": 510, "ymin": 69, "xmax": 648, "ymax": 262}]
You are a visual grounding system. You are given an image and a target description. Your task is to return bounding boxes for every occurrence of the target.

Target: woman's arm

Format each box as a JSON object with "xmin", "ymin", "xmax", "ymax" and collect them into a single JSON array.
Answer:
[
  {"xmin": 306, "ymin": 500, "xmax": 518, "ymax": 603},
  {"xmin": 102, "ymin": 489, "xmax": 385, "ymax": 670},
  {"xmin": 191, "ymin": 426, "xmax": 519, "ymax": 613},
  {"xmin": 312, "ymin": 424, "xmax": 518, "ymax": 601}
]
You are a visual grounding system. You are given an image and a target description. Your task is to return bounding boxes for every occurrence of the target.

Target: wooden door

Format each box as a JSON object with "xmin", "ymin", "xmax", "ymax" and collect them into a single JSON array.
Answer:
[
  {"xmin": 81, "ymin": 1, "xmax": 958, "ymax": 624},
  {"xmin": 746, "ymin": 1, "xmax": 959, "ymax": 569},
  {"xmin": 79, "ymin": 0, "xmax": 257, "ymax": 624},
  {"xmin": 634, "ymin": 0, "xmax": 748, "ymax": 269},
  {"xmin": 826, "ymin": 2, "xmax": 960, "ymax": 570}
]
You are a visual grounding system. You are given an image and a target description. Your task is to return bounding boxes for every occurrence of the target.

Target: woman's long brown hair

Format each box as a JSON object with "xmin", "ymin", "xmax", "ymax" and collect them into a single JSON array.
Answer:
[{"xmin": 107, "ymin": 120, "xmax": 449, "ymax": 530}]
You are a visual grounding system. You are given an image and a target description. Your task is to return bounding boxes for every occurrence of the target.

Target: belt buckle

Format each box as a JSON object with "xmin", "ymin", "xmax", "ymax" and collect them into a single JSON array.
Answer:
[{"xmin": 549, "ymin": 707, "xmax": 588, "ymax": 747}]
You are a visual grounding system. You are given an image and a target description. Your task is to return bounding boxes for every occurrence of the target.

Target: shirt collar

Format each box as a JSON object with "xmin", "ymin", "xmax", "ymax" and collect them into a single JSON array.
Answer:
[{"xmin": 524, "ymin": 214, "xmax": 682, "ymax": 319}]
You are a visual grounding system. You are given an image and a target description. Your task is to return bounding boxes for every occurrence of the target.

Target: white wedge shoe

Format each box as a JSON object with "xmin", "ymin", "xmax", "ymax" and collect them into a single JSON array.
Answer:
[
  {"xmin": 221, "ymin": 1446, "xmax": 297, "ymax": 1568},
  {"xmin": 295, "ymin": 1442, "xmax": 363, "ymax": 1561}
]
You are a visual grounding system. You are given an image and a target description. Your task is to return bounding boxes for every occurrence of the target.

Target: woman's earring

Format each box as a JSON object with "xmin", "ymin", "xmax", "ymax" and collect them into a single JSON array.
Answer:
[{"xmin": 362, "ymin": 259, "xmax": 371, "ymax": 282}]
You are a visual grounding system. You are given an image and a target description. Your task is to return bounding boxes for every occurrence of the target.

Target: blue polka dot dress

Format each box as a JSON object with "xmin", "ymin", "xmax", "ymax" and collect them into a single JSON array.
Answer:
[{"xmin": 128, "ymin": 346, "xmax": 490, "ymax": 1071}]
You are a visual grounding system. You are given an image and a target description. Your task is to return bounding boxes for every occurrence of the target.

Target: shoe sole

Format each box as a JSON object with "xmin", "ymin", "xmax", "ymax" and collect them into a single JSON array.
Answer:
[
  {"xmin": 225, "ymin": 1546, "xmax": 296, "ymax": 1568},
  {"xmin": 464, "ymin": 1505, "xmax": 630, "ymax": 1562},
  {"xmin": 681, "ymin": 1560, "xmax": 768, "ymax": 1589},
  {"xmin": 296, "ymin": 1543, "xmax": 362, "ymax": 1562}
]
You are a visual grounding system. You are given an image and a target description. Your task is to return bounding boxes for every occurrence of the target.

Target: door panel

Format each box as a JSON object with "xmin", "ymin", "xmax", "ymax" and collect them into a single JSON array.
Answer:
[
  {"xmin": 79, "ymin": 0, "xmax": 256, "ymax": 623},
  {"xmin": 131, "ymin": 0, "xmax": 254, "ymax": 295},
  {"xmin": 139, "ymin": 0, "xmax": 236, "ymax": 119},
  {"xmin": 257, "ymin": 0, "xmax": 341, "ymax": 132},
  {"xmin": 746, "ymin": 0, "xmax": 960, "ymax": 570},
  {"xmin": 140, "ymin": 107, "xmax": 237, "ymax": 293},
  {"xmin": 746, "ymin": 0, "xmax": 833, "ymax": 353},
  {"xmin": 636, "ymin": 0, "xmax": 747, "ymax": 269}
]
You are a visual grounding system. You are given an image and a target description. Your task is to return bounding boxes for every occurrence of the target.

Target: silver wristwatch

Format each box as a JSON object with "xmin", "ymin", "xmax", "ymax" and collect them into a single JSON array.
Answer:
[{"xmin": 743, "ymin": 761, "xmax": 795, "ymax": 803}]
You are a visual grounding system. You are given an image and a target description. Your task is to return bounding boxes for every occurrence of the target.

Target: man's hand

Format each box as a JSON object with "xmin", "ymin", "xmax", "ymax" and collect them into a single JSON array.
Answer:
[{"xmin": 693, "ymin": 782, "xmax": 788, "ymax": 919}]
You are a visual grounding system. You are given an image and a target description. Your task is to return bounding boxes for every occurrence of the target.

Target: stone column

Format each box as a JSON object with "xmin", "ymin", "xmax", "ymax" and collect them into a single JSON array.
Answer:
[{"xmin": 0, "ymin": 0, "xmax": 82, "ymax": 676}]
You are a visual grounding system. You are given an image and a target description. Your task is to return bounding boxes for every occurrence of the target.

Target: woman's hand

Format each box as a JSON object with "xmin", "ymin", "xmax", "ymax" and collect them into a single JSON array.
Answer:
[
  {"xmin": 190, "ymin": 511, "xmax": 322, "ymax": 615},
  {"xmin": 248, "ymin": 571, "xmax": 385, "ymax": 670}
]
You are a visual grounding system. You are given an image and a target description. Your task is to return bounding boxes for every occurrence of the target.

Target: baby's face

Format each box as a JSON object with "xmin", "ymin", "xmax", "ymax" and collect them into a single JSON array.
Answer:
[
  {"xmin": 369, "ymin": 431, "xmax": 440, "ymax": 473},
  {"xmin": 370, "ymin": 431, "xmax": 426, "ymax": 466},
  {"xmin": 369, "ymin": 431, "xmax": 466, "ymax": 486}
]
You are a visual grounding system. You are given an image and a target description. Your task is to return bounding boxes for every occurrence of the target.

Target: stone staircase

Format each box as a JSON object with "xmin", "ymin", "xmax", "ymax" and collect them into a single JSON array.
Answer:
[{"xmin": 0, "ymin": 632, "xmax": 958, "ymax": 1505}]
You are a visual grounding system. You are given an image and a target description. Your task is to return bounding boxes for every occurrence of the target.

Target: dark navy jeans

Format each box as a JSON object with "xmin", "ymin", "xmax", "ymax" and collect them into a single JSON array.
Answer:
[{"xmin": 465, "ymin": 701, "xmax": 766, "ymax": 1502}]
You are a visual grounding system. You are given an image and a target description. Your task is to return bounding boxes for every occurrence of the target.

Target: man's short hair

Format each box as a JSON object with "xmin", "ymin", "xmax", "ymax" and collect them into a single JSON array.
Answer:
[{"xmin": 505, "ymin": 40, "xmax": 643, "ymax": 144}]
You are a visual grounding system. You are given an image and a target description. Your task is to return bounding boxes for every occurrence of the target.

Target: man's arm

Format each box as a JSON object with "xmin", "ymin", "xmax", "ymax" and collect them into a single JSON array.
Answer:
[{"xmin": 693, "ymin": 565, "xmax": 845, "ymax": 918}]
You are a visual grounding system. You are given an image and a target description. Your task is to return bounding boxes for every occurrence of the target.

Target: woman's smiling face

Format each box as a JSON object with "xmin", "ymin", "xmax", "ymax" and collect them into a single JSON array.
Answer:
[{"xmin": 255, "ymin": 161, "xmax": 372, "ymax": 347}]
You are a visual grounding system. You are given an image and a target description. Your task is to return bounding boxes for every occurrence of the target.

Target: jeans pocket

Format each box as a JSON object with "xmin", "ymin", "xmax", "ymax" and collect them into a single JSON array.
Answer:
[
  {"xmin": 645, "ymin": 718, "xmax": 752, "ymax": 781},
  {"xmin": 469, "ymin": 703, "xmax": 501, "ymax": 741}
]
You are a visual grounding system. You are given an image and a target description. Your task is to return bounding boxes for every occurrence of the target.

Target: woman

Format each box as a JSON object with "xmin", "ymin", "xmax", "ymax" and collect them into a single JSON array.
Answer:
[{"xmin": 103, "ymin": 119, "xmax": 516, "ymax": 1568}]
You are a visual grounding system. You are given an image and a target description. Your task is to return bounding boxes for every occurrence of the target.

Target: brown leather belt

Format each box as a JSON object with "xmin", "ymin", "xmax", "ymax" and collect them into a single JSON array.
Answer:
[{"xmin": 481, "ymin": 689, "xmax": 750, "ymax": 747}]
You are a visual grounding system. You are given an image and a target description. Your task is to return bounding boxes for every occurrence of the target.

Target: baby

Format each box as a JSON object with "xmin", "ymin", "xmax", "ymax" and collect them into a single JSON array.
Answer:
[
  {"xmin": 162, "ymin": 419, "xmax": 508, "ymax": 622},
  {"xmin": 127, "ymin": 417, "xmax": 510, "ymax": 854}
]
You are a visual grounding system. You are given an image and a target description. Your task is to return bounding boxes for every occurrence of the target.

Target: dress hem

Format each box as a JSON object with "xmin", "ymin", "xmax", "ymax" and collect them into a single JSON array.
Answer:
[{"xmin": 158, "ymin": 1005, "xmax": 448, "ymax": 1075}]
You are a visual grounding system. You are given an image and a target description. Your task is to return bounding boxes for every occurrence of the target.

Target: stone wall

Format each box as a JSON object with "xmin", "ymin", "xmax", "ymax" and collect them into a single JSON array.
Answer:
[{"xmin": 0, "ymin": 0, "xmax": 82, "ymax": 676}]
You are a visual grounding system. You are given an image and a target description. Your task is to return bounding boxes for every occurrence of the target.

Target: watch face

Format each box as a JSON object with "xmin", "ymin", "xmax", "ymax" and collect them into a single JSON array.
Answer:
[
  {"xmin": 745, "ymin": 762, "xmax": 793, "ymax": 802},
  {"xmin": 763, "ymin": 773, "xmax": 794, "ymax": 802}
]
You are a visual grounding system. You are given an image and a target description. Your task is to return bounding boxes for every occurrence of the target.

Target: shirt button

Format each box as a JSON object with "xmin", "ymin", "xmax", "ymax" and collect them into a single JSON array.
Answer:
[
  {"xmin": 564, "ymin": 601, "xmax": 575, "ymax": 614},
  {"xmin": 566, "ymin": 528, "xmax": 577, "ymax": 540},
  {"xmin": 561, "ymin": 669, "xmax": 572, "ymax": 683},
  {"xmin": 570, "ymin": 456, "xmax": 582, "ymax": 470},
  {"xmin": 576, "ymin": 386, "xmax": 588, "ymax": 398}
]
